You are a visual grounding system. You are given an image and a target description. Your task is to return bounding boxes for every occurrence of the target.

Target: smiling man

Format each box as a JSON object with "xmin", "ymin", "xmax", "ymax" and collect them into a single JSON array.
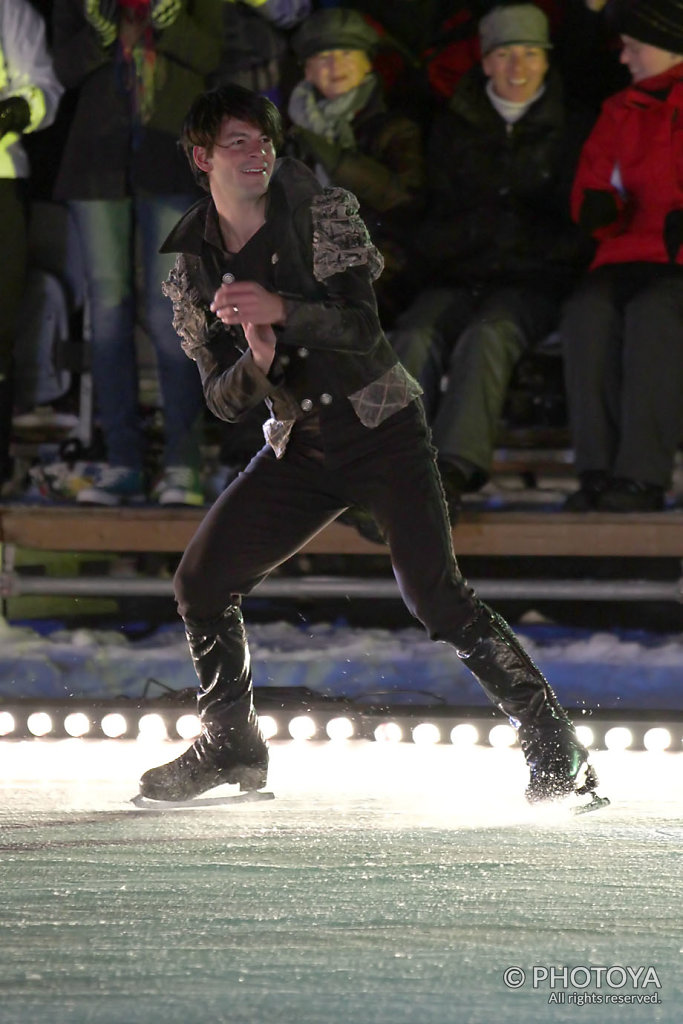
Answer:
[
  {"xmin": 480, "ymin": 14, "xmax": 550, "ymax": 104},
  {"xmin": 136, "ymin": 83, "xmax": 605, "ymax": 813},
  {"xmin": 390, "ymin": 3, "xmax": 590, "ymax": 512}
]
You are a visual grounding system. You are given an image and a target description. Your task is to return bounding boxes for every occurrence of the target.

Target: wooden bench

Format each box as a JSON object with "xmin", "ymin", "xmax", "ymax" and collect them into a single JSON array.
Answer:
[{"xmin": 2, "ymin": 504, "xmax": 683, "ymax": 603}]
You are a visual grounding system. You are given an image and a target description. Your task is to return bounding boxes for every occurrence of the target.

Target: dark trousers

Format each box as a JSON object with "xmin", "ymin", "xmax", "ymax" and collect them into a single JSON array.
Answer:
[
  {"xmin": 390, "ymin": 285, "xmax": 560, "ymax": 477},
  {"xmin": 561, "ymin": 262, "xmax": 683, "ymax": 487},
  {"xmin": 0, "ymin": 179, "xmax": 27, "ymax": 479},
  {"xmin": 174, "ymin": 399, "xmax": 584, "ymax": 784},
  {"xmin": 0, "ymin": 179, "xmax": 26, "ymax": 376},
  {"xmin": 175, "ymin": 401, "xmax": 482, "ymax": 641}
]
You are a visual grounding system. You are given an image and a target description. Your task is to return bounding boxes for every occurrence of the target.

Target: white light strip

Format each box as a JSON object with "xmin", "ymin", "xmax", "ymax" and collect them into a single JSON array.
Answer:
[
  {"xmin": 604, "ymin": 727, "xmax": 633, "ymax": 751},
  {"xmin": 64, "ymin": 712, "xmax": 91, "ymax": 738},
  {"xmin": 27, "ymin": 712, "xmax": 53, "ymax": 737},
  {"xmin": 0, "ymin": 711, "xmax": 15, "ymax": 736},
  {"xmin": 288, "ymin": 715, "xmax": 317, "ymax": 741},
  {"xmin": 0, "ymin": 707, "xmax": 681, "ymax": 754},
  {"xmin": 326, "ymin": 717, "xmax": 354, "ymax": 741},
  {"xmin": 412, "ymin": 722, "xmax": 441, "ymax": 746}
]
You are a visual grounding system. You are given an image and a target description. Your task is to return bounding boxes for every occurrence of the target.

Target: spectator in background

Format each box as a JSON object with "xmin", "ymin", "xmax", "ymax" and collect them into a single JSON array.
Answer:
[
  {"xmin": 0, "ymin": 0, "xmax": 63, "ymax": 489},
  {"xmin": 283, "ymin": 6, "xmax": 425, "ymax": 328},
  {"xmin": 209, "ymin": 0, "xmax": 310, "ymax": 106},
  {"xmin": 51, "ymin": 0, "xmax": 224, "ymax": 506},
  {"xmin": 561, "ymin": 0, "xmax": 683, "ymax": 513},
  {"xmin": 391, "ymin": 3, "xmax": 589, "ymax": 514}
]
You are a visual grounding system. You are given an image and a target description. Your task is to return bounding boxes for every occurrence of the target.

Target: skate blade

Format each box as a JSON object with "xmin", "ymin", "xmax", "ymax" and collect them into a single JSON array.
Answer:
[
  {"xmin": 130, "ymin": 790, "xmax": 275, "ymax": 810},
  {"xmin": 570, "ymin": 792, "xmax": 611, "ymax": 816}
]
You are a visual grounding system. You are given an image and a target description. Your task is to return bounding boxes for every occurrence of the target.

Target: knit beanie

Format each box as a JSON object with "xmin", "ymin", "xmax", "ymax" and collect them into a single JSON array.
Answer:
[
  {"xmin": 479, "ymin": 4, "xmax": 552, "ymax": 55},
  {"xmin": 618, "ymin": 0, "xmax": 683, "ymax": 54}
]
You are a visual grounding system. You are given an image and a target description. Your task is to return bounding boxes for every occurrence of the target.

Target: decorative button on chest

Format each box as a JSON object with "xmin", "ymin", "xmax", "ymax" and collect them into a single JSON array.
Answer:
[
  {"xmin": 301, "ymin": 398, "xmax": 313, "ymax": 412},
  {"xmin": 297, "ymin": 347, "xmax": 309, "ymax": 359},
  {"xmin": 320, "ymin": 393, "xmax": 333, "ymax": 405},
  {"xmin": 222, "ymin": 272, "xmax": 235, "ymax": 284}
]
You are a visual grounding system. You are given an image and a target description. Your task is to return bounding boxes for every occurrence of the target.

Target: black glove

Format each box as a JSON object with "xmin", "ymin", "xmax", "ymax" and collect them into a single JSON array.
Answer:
[
  {"xmin": 578, "ymin": 188, "xmax": 620, "ymax": 233},
  {"xmin": 0, "ymin": 97, "xmax": 31, "ymax": 140},
  {"xmin": 291, "ymin": 127, "xmax": 341, "ymax": 174},
  {"xmin": 663, "ymin": 209, "xmax": 683, "ymax": 264}
]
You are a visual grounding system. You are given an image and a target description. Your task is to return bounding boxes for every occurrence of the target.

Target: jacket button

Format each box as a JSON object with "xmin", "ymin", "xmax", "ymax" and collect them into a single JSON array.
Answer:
[
  {"xmin": 297, "ymin": 347, "xmax": 309, "ymax": 358},
  {"xmin": 301, "ymin": 398, "xmax": 313, "ymax": 412},
  {"xmin": 320, "ymin": 393, "xmax": 333, "ymax": 405},
  {"xmin": 280, "ymin": 354, "xmax": 290, "ymax": 366},
  {"xmin": 222, "ymin": 272, "xmax": 236, "ymax": 284}
]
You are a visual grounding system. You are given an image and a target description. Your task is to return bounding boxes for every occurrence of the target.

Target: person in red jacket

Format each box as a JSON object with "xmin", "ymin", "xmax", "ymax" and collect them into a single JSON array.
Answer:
[{"xmin": 561, "ymin": 0, "xmax": 683, "ymax": 512}]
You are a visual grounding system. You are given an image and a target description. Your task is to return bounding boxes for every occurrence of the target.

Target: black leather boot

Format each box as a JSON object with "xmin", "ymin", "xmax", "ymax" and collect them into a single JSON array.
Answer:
[
  {"xmin": 456, "ymin": 606, "xmax": 599, "ymax": 803},
  {"xmin": 139, "ymin": 605, "xmax": 268, "ymax": 801}
]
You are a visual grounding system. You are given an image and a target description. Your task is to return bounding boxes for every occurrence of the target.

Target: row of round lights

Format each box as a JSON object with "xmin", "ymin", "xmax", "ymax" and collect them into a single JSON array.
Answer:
[{"xmin": 0, "ymin": 710, "xmax": 677, "ymax": 751}]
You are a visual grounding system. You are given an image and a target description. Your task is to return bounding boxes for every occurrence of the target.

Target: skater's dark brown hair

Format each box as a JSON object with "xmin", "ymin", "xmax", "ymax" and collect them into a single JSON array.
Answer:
[{"xmin": 180, "ymin": 84, "xmax": 284, "ymax": 191}]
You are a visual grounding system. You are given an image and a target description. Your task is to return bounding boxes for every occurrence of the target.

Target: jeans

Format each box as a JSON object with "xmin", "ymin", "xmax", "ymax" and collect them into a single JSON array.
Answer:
[{"xmin": 71, "ymin": 195, "xmax": 204, "ymax": 470}]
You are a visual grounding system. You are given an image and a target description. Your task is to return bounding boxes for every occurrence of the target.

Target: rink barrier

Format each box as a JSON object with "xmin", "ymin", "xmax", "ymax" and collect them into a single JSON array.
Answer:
[
  {"xmin": 0, "ymin": 696, "xmax": 682, "ymax": 753},
  {"xmin": 2, "ymin": 505, "xmax": 683, "ymax": 603}
]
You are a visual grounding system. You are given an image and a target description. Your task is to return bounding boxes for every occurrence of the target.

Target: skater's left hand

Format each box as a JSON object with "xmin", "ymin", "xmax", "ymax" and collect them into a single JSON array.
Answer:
[
  {"xmin": 244, "ymin": 323, "xmax": 277, "ymax": 373},
  {"xmin": 210, "ymin": 281, "xmax": 286, "ymax": 328}
]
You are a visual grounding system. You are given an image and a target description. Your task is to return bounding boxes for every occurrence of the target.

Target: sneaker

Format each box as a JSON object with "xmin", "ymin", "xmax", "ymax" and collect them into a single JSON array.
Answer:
[
  {"xmin": 151, "ymin": 465, "xmax": 204, "ymax": 507},
  {"xmin": 12, "ymin": 407, "xmax": 80, "ymax": 431},
  {"xmin": 563, "ymin": 470, "xmax": 609, "ymax": 512},
  {"xmin": 77, "ymin": 465, "xmax": 145, "ymax": 506},
  {"xmin": 597, "ymin": 477, "xmax": 665, "ymax": 513},
  {"xmin": 29, "ymin": 459, "xmax": 104, "ymax": 501},
  {"xmin": 139, "ymin": 729, "xmax": 268, "ymax": 802}
]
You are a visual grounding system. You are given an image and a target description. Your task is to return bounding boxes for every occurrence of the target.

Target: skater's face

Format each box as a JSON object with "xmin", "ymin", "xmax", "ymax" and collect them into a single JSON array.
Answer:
[
  {"xmin": 304, "ymin": 48, "xmax": 372, "ymax": 99},
  {"xmin": 192, "ymin": 117, "xmax": 276, "ymax": 198},
  {"xmin": 619, "ymin": 36, "xmax": 683, "ymax": 82},
  {"xmin": 482, "ymin": 44, "xmax": 549, "ymax": 103}
]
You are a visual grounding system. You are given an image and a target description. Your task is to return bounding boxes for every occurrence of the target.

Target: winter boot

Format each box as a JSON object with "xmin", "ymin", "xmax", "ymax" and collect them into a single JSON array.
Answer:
[
  {"xmin": 139, "ymin": 605, "xmax": 268, "ymax": 801},
  {"xmin": 456, "ymin": 606, "xmax": 601, "ymax": 804}
]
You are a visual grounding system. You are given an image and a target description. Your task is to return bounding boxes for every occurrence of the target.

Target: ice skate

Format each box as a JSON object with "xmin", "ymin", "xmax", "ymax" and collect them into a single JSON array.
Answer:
[
  {"xmin": 456, "ymin": 606, "xmax": 610, "ymax": 811},
  {"xmin": 138, "ymin": 605, "xmax": 269, "ymax": 803},
  {"xmin": 519, "ymin": 719, "xmax": 609, "ymax": 812},
  {"xmin": 138, "ymin": 724, "xmax": 268, "ymax": 802}
]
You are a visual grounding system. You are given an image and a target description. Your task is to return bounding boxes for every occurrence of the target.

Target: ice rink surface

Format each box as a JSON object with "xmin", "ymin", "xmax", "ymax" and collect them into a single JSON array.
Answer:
[{"xmin": 1, "ymin": 739, "xmax": 681, "ymax": 1024}]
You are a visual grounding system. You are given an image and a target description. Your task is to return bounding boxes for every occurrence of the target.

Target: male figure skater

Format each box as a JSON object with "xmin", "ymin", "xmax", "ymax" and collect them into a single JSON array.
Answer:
[{"xmin": 139, "ymin": 84, "xmax": 602, "ymax": 808}]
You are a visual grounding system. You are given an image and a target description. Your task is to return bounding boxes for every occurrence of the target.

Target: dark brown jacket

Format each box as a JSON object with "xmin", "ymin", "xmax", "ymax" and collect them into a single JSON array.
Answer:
[{"xmin": 160, "ymin": 158, "xmax": 420, "ymax": 433}]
